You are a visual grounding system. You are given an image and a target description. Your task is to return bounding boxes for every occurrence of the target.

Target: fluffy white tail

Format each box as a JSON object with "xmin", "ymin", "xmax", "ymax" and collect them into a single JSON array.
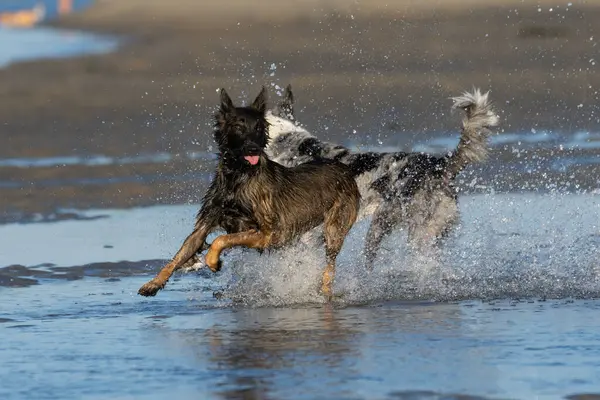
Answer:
[{"xmin": 446, "ymin": 89, "xmax": 499, "ymax": 177}]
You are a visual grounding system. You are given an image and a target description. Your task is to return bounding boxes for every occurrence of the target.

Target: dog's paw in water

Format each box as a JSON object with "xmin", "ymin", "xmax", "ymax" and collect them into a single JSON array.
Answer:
[
  {"xmin": 138, "ymin": 279, "xmax": 165, "ymax": 297},
  {"xmin": 205, "ymin": 259, "xmax": 222, "ymax": 273}
]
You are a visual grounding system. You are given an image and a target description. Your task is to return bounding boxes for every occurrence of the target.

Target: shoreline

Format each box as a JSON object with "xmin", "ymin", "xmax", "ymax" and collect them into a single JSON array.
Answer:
[{"xmin": 0, "ymin": 24, "xmax": 119, "ymax": 70}]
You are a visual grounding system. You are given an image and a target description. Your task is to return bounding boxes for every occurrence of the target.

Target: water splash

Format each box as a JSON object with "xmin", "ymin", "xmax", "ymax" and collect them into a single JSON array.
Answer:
[{"xmin": 191, "ymin": 193, "xmax": 600, "ymax": 306}]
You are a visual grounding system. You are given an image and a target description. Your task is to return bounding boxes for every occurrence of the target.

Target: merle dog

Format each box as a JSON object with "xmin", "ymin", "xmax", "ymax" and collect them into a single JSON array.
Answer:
[
  {"xmin": 138, "ymin": 87, "xmax": 360, "ymax": 299},
  {"xmin": 267, "ymin": 85, "xmax": 499, "ymax": 268}
]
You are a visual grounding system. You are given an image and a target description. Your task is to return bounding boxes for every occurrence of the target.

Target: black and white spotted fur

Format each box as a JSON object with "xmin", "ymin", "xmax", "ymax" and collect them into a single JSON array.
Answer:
[{"xmin": 266, "ymin": 85, "xmax": 500, "ymax": 268}]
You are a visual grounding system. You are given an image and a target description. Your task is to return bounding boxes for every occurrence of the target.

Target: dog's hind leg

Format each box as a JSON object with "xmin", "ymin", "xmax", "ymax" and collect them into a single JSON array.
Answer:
[
  {"xmin": 138, "ymin": 224, "xmax": 212, "ymax": 297},
  {"xmin": 179, "ymin": 241, "xmax": 211, "ymax": 270},
  {"xmin": 322, "ymin": 200, "xmax": 358, "ymax": 300},
  {"xmin": 364, "ymin": 202, "xmax": 401, "ymax": 271},
  {"xmin": 180, "ymin": 254, "xmax": 201, "ymax": 270},
  {"xmin": 204, "ymin": 230, "xmax": 271, "ymax": 272},
  {"xmin": 407, "ymin": 195, "xmax": 458, "ymax": 251}
]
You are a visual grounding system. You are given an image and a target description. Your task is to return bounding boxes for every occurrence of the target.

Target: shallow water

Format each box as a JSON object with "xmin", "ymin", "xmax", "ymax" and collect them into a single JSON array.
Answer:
[
  {"xmin": 3, "ymin": 283, "xmax": 600, "ymax": 400},
  {"xmin": 2, "ymin": 193, "xmax": 600, "ymax": 399}
]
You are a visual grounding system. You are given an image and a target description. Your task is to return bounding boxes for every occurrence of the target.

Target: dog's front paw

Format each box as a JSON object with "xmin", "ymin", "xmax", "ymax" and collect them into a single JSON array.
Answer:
[
  {"xmin": 206, "ymin": 259, "xmax": 222, "ymax": 273},
  {"xmin": 138, "ymin": 279, "xmax": 165, "ymax": 297}
]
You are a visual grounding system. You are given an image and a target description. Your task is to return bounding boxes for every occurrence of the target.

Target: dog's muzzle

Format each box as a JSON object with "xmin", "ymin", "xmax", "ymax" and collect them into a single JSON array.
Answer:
[{"xmin": 243, "ymin": 143, "xmax": 262, "ymax": 166}]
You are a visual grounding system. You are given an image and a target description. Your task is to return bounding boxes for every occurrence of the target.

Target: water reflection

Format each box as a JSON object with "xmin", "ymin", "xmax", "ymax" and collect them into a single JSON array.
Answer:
[
  {"xmin": 144, "ymin": 302, "xmax": 502, "ymax": 399},
  {"xmin": 184, "ymin": 305, "xmax": 359, "ymax": 399}
]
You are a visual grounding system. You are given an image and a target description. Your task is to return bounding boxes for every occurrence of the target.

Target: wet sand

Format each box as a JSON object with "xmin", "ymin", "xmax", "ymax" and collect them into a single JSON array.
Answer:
[{"xmin": 1, "ymin": 0, "xmax": 600, "ymax": 220}]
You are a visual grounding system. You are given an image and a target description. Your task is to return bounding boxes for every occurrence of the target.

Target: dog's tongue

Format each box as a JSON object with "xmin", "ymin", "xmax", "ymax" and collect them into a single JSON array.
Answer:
[{"xmin": 244, "ymin": 155, "xmax": 260, "ymax": 165}]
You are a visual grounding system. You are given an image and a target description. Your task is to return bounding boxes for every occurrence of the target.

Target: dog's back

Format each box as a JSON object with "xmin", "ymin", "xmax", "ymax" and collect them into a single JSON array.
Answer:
[{"xmin": 240, "ymin": 158, "xmax": 359, "ymax": 246}]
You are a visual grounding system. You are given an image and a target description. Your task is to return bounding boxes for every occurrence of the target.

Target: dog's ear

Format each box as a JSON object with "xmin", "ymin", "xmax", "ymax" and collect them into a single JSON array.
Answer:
[
  {"xmin": 251, "ymin": 86, "xmax": 268, "ymax": 114},
  {"xmin": 279, "ymin": 84, "xmax": 295, "ymax": 119},
  {"xmin": 219, "ymin": 88, "xmax": 234, "ymax": 114},
  {"xmin": 283, "ymin": 84, "xmax": 294, "ymax": 107}
]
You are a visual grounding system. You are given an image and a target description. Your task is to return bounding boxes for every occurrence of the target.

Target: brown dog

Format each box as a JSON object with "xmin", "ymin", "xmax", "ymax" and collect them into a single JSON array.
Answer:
[{"xmin": 138, "ymin": 87, "xmax": 360, "ymax": 299}]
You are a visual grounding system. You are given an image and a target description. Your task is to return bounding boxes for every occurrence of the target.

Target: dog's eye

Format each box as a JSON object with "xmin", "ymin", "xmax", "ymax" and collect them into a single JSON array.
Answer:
[{"xmin": 239, "ymin": 118, "xmax": 246, "ymax": 124}]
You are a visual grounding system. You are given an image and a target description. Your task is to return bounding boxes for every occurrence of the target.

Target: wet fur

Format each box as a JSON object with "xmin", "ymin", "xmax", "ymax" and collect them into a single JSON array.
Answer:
[
  {"xmin": 138, "ymin": 87, "xmax": 360, "ymax": 298},
  {"xmin": 266, "ymin": 85, "xmax": 499, "ymax": 268}
]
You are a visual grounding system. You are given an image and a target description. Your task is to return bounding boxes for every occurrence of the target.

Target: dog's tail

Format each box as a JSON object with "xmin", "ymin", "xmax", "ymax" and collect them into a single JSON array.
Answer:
[{"xmin": 445, "ymin": 89, "xmax": 499, "ymax": 178}]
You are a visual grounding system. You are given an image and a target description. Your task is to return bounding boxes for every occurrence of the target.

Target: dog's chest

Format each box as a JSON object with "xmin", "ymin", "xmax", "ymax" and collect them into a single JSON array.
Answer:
[
  {"xmin": 209, "ymin": 177, "xmax": 258, "ymax": 231},
  {"xmin": 217, "ymin": 176, "xmax": 274, "ymax": 227}
]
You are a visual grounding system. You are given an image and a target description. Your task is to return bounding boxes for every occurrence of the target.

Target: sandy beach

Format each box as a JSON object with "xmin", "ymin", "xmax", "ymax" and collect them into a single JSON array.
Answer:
[{"xmin": 1, "ymin": 0, "xmax": 599, "ymax": 218}]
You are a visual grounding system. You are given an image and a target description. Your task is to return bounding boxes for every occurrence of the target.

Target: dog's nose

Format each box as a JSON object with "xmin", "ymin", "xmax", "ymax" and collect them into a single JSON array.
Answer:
[{"xmin": 243, "ymin": 142, "xmax": 262, "ymax": 155}]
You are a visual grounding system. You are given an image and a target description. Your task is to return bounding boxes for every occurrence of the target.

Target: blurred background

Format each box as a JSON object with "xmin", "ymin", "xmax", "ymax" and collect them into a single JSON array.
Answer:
[{"xmin": 0, "ymin": 0, "xmax": 599, "ymax": 223}]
